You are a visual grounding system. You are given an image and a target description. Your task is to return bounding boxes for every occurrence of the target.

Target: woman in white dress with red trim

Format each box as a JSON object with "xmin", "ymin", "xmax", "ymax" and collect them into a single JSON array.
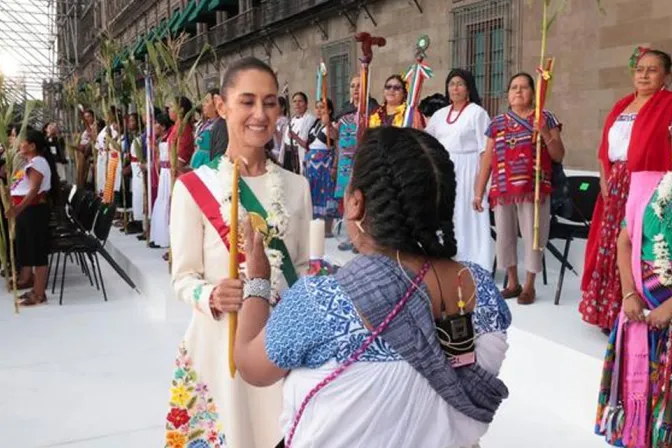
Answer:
[
  {"xmin": 164, "ymin": 58, "xmax": 311, "ymax": 448},
  {"xmin": 425, "ymin": 69, "xmax": 492, "ymax": 271}
]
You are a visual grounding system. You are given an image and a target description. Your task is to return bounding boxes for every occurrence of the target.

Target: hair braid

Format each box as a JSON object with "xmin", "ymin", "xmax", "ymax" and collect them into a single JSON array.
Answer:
[{"xmin": 350, "ymin": 127, "xmax": 457, "ymax": 259}]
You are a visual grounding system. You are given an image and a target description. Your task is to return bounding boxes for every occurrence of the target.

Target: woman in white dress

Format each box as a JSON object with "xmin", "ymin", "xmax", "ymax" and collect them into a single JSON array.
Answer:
[
  {"xmin": 164, "ymin": 57, "xmax": 311, "ymax": 448},
  {"xmin": 149, "ymin": 114, "xmax": 173, "ymax": 249},
  {"xmin": 426, "ymin": 69, "xmax": 492, "ymax": 271},
  {"xmin": 282, "ymin": 92, "xmax": 317, "ymax": 174}
]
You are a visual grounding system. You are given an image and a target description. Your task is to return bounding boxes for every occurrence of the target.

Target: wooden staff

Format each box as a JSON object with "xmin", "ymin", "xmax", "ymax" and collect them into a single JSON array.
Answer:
[
  {"xmin": 354, "ymin": 32, "xmax": 386, "ymax": 142},
  {"xmin": 532, "ymin": 0, "xmax": 551, "ymax": 251},
  {"xmin": 228, "ymin": 158, "xmax": 240, "ymax": 378}
]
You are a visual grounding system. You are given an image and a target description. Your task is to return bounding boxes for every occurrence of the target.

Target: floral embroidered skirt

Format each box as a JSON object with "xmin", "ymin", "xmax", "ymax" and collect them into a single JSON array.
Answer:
[
  {"xmin": 579, "ymin": 162, "xmax": 630, "ymax": 331},
  {"xmin": 165, "ymin": 343, "xmax": 227, "ymax": 448},
  {"xmin": 595, "ymin": 318, "xmax": 672, "ymax": 447}
]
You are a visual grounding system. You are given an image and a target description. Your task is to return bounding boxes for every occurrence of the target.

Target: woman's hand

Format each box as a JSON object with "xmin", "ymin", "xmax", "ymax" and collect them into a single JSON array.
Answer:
[
  {"xmin": 533, "ymin": 118, "xmax": 552, "ymax": 141},
  {"xmin": 647, "ymin": 301, "xmax": 672, "ymax": 329},
  {"xmin": 211, "ymin": 278, "xmax": 243, "ymax": 314},
  {"xmin": 472, "ymin": 195, "xmax": 484, "ymax": 213},
  {"xmin": 244, "ymin": 217, "xmax": 270, "ymax": 280},
  {"xmin": 623, "ymin": 293, "xmax": 645, "ymax": 322}
]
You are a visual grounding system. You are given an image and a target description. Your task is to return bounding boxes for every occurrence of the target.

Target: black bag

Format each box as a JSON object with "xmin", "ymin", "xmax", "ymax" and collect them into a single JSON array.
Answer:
[{"xmin": 550, "ymin": 162, "xmax": 573, "ymax": 219}]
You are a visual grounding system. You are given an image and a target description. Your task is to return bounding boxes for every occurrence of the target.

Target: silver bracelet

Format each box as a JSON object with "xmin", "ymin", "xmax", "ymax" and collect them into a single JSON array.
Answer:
[{"xmin": 243, "ymin": 278, "xmax": 271, "ymax": 302}]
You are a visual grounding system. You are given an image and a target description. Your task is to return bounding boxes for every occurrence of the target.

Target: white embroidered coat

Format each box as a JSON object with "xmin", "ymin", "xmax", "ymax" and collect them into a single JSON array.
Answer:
[{"xmin": 166, "ymin": 162, "xmax": 312, "ymax": 448}]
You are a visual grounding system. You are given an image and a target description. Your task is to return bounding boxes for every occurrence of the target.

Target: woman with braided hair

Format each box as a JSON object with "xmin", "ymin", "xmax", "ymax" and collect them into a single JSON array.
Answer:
[{"xmin": 234, "ymin": 126, "xmax": 511, "ymax": 447}]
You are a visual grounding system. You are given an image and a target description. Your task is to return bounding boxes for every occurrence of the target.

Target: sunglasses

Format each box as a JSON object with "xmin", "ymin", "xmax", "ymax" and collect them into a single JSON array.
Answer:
[{"xmin": 384, "ymin": 84, "xmax": 403, "ymax": 91}]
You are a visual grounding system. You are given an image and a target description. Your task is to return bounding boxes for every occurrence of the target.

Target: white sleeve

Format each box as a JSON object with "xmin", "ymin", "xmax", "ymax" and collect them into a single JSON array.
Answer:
[
  {"xmin": 474, "ymin": 108, "xmax": 491, "ymax": 154},
  {"xmin": 29, "ymin": 157, "xmax": 50, "ymax": 178},
  {"xmin": 425, "ymin": 111, "xmax": 439, "ymax": 137}
]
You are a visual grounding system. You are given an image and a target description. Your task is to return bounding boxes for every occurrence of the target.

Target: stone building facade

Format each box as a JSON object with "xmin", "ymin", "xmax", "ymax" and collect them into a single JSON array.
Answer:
[{"xmin": 66, "ymin": 0, "xmax": 672, "ymax": 170}]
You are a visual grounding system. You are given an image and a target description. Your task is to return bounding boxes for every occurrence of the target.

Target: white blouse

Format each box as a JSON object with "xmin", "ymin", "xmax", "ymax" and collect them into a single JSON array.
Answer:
[
  {"xmin": 10, "ymin": 156, "xmax": 51, "ymax": 196},
  {"xmin": 607, "ymin": 113, "xmax": 636, "ymax": 162},
  {"xmin": 425, "ymin": 104, "xmax": 490, "ymax": 155}
]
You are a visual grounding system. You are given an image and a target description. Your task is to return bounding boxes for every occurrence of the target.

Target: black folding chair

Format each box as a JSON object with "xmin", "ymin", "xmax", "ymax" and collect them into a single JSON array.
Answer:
[{"xmin": 548, "ymin": 175, "xmax": 601, "ymax": 305}]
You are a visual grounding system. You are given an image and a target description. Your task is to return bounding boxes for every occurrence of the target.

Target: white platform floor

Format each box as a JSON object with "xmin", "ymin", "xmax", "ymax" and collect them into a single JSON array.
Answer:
[{"xmin": 0, "ymin": 226, "xmax": 609, "ymax": 447}]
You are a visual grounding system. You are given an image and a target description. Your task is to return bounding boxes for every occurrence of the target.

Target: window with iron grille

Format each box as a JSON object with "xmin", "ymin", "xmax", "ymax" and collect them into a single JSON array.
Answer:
[
  {"xmin": 451, "ymin": 0, "xmax": 514, "ymax": 117},
  {"xmin": 322, "ymin": 39, "xmax": 355, "ymax": 113}
]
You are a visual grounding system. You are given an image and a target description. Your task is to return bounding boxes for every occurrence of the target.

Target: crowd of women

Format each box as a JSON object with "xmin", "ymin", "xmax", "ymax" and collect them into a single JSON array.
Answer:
[
  {"xmin": 158, "ymin": 47, "xmax": 672, "ymax": 448},
  {"xmin": 5, "ymin": 41, "xmax": 672, "ymax": 446}
]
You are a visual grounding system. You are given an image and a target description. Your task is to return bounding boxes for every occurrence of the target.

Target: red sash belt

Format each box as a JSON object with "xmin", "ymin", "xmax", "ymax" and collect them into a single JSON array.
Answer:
[
  {"xmin": 159, "ymin": 161, "xmax": 171, "ymax": 169},
  {"xmin": 12, "ymin": 192, "xmax": 47, "ymax": 206},
  {"xmin": 130, "ymin": 155, "xmax": 139, "ymax": 163}
]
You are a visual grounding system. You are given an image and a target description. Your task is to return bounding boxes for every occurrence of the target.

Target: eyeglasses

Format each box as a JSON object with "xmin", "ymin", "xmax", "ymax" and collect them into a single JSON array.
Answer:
[{"xmin": 385, "ymin": 84, "xmax": 403, "ymax": 91}]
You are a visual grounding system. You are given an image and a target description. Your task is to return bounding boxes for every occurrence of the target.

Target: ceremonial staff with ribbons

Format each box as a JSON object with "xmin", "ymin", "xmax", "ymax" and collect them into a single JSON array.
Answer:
[
  {"xmin": 403, "ymin": 35, "xmax": 433, "ymax": 129},
  {"xmin": 354, "ymin": 32, "xmax": 386, "ymax": 142}
]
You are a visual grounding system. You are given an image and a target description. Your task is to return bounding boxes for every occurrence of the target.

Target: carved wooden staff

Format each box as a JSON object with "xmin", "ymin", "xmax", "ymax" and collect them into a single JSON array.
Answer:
[{"xmin": 354, "ymin": 32, "xmax": 386, "ymax": 142}]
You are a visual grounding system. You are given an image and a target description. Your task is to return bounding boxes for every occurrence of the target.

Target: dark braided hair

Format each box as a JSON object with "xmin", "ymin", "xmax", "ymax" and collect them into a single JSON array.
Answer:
[{"xmin": 349, "ymin": 126, "xmax": 457, "ymax": 259}]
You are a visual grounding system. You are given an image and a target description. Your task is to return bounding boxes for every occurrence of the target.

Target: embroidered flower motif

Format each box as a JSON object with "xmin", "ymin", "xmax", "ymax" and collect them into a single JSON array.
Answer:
[
  {"xmin": 165, "ymin": 343, "xmax": 226, "ymax": 448},
  {"xmin": 217, "ymin": 157, "xmax": 289, "ymax": 301},
  {"xmin": 193, "ymin": 284, "xmax": 204, "ymax": 303},
  {"xmin": 166, "ymin": 431, "xmax": 187, "ymax": 448},
  {"xmin": 167, "ymin": 408, "xmax": 190, "ymax": 429},
  {"xmin": 652, "ymin": 173, "xmax": 672, "ymax": 288}
]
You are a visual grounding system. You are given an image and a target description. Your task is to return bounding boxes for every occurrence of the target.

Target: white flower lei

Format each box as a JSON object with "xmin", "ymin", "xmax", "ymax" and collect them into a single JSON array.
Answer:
[
  {"xmin": 652, "ymin": 173, "xmax": 672, "ymax": 287},
  {"xmin": 217, "ymin": 157, "xmax": 290, "ymax": 302}
]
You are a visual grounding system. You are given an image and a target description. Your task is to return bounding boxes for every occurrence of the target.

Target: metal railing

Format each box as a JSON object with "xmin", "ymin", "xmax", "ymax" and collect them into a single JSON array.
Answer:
[{"xmin": 208, "ymin": 7, "xmax": 261, "ymax": 48}]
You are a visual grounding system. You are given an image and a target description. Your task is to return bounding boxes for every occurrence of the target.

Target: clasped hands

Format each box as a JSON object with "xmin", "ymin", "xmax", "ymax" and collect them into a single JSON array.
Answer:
[
  {"xmin": 209, "ymin": 218, "xmax": 271, "ymax": 317},
  {"xmin": 623, "ymin": 292, "xmax": 672, "ymax": 329}
]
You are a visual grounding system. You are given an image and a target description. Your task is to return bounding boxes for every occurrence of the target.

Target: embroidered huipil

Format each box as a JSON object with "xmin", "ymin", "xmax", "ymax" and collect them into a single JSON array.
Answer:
[
  {"xmin": 265, "ymin": 262, "xmax": 511, "ymax": 447},
  {"xmin": 166, "ymin": 162, "xmax": 311, "ymax": 448},
  {"xmin": 486, "ymin": 110, "xmax": 559, "ymax": 207}
]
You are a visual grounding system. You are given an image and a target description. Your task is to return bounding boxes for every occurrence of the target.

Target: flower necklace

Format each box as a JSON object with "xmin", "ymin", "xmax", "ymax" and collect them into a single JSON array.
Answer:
[
  {"xmin": 217, "ymin": 156, "xmax": 289, "ymax": 302},
  {"xmin": 445, "ymin": 102, "xmax": 470, "ymax": 124},
  {"xmin": 652, "ymin": 172, "xmax": 672, "ymax": 287}
]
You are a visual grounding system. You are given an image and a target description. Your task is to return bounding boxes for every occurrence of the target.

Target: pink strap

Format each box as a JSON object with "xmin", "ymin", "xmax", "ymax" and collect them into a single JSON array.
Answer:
[{"xmin": 285, "ymin": 262, "xmax": 431, "ymax": 447}]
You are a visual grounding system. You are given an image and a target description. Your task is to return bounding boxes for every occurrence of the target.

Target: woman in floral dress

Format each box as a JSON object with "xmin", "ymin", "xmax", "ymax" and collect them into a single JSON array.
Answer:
[
  {"xmin": 165, "ymin": 58, "xmax": 311, "ymax": 448},
  {"xmin": 595, "ymin": 171, "xmax": 672, "ymax": 447},
  {"xmin": 580, "ymin": 49, "xmax": 672, "ymax": 333}
]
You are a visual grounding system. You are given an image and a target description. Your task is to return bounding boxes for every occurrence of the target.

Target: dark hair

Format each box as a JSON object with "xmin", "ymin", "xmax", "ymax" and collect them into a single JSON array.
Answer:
[
  {"xmin": 349, "ymin": 127, "xmax": 457, "ymax": 258},
  {"xmin": 278, "ymin": 96, "xmax": 288, "ymax": 115},
  {"xmin": 292, "ymin": 92, "xmax": 308, "ymax": 103},
  {"xmin": 507, "ymin": 72, "xmax": 536, "ymax": 93},
  {"xmin": 445, "ymin": 69, "xmax": 482, "ymax": 106},
  {"xmin": 84, "ymin": 109, "xmax": 95, "ymax": 117},
  {"xmin": 221, "ymin": 57, "xmax": 279, "ymax": 92},
  {"xmin": 96, "ymin": 119, "xmax": 106, "ymax": 133},
  {"xmin": 317, "ymin": 98, "xmax": 334, "ymax": 120},
  {"xmin": 418, "ymin": 93, "xmax": 449, "ymax": 118},
  {"xmin": 642, "ymin": 49, "xmax": 672, "ymax": 74},
  {"xmin": 155, "ymin": 113, "xmax": 174, "ymax": 130},
  {"xmin": 207, "ymin": 88, "xmax": 220, "ymax": 97},
  {"xmin": 176, "ymin": 96, "xmax": 193, "ymax": 115},
  {"xmin": 24, "ymin": 128, "xmax": 60, "ymax": 204},
  {"xmin": 384, "ymin": 74, "xmax": 408, "ymax": 100}
]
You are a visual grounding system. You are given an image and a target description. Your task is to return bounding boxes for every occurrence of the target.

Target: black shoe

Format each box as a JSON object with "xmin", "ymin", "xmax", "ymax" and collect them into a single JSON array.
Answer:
[
  {"xmin": 149, "ymin": 242, "xmax": 161, "ymax": 249},
  {"xmin": 137, "ymin": 235, "xmax": 147, "ymax": 241}
]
